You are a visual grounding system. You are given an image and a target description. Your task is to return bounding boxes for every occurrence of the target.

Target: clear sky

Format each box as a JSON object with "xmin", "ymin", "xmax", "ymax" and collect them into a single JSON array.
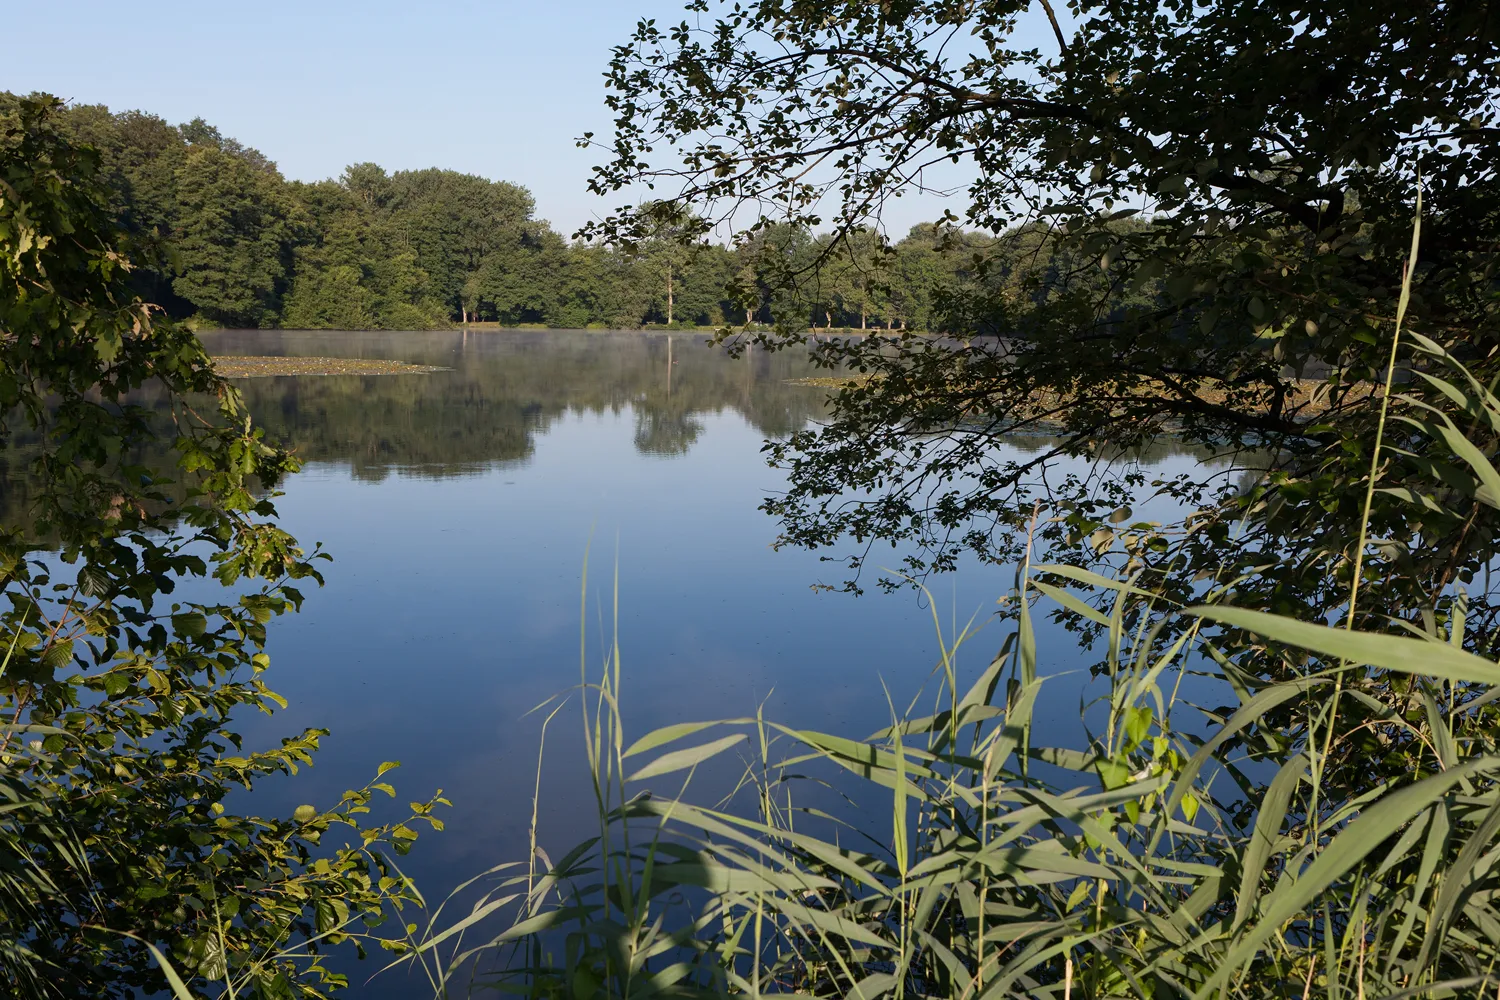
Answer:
[{"xmin": 4, "ymin": 0, "xmax": 1062, "ymax": 239}]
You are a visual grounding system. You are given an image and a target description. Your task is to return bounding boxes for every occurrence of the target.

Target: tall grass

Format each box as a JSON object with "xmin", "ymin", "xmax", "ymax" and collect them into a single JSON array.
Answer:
[
  {"xmin": 385, "ymin": 199, "xmax": 1500, "ymax": 999},
  {"xmin": 406, "ymin": 547, "xmax": 1500, "ymax": 997}
]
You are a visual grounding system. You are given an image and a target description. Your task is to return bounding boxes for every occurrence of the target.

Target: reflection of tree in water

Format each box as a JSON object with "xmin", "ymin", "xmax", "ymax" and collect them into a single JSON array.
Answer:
[
  {"xmin": 202, "ymin": 329, "xmax": 830, "ymax": 479},
  {"xmin": 0, "ymin": 330, "xmax": 832, "ymax": 531},
  {"xmin": 0, "ymin": 329, "xmax": 1270, "ymax": 535},
  {"xmin": 633, "ymin": 410, "xmax": 704, "ymax": 456}
]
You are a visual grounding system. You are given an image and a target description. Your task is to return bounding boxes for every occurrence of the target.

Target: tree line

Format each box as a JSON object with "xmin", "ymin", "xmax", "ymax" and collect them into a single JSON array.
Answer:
[{"xmin": 1, "ymin": 92, "xmax": 1083, "ymax": 333}]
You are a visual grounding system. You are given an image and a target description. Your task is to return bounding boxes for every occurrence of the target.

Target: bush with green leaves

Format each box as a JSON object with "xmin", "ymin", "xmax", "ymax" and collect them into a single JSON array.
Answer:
[
  {"xmin": 0, "ymin": 96, "xmax": 444, "ymax": 999},
  {"xmin": 583, "ymin": 0, "xmax": 1500, "ymax": 651}
]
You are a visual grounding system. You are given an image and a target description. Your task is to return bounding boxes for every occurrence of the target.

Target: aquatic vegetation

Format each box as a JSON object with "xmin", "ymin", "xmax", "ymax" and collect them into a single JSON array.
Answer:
[
  {"xmin": 213, "ymin": 356, "xmax": 451, "ymax": 377},
  {"xmin": 404, "ymin": 342, "xmax": 1500, "ymax": 999}
]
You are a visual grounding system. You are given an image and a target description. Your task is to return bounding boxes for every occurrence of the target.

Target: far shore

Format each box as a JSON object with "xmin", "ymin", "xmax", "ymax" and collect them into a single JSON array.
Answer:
[{"xmin": 194, "ymin": 322, "xmax": 931, "ymax": 338}]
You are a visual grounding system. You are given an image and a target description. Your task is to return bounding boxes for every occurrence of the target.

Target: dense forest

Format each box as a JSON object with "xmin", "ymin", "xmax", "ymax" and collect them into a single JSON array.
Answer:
[{"xmin": 0, "ymin": 92, "xmax": 1062, "ymax": 332}]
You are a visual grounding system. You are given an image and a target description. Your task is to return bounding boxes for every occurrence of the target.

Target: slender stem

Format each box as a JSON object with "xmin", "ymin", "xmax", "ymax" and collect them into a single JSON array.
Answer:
[
  {"xmin": 977, "ymin": 742, "xmax": 994, "ymax": 996},
  {"xmin": 1037, "ymin": 0, "xmax": 1072, "ymax": 64},
  {"xmin": 1347, "ymin": 197, "xmax": 1422, "ymax": 627},
  {"xmin": 1310, "ymin": 180, "xmax": 1422, "ymax": 844}
]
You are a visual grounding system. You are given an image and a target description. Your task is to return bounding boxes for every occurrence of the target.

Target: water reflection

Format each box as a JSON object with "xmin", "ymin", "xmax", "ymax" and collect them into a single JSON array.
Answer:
[{"xmin": 207, "ymin": 329, "xmax": 829, "ymax": 478}]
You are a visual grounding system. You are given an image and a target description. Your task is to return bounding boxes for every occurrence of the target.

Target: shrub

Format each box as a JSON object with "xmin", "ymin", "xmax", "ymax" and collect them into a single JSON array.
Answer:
[{"xmin": 0, "ymin": 95, "xmax": 443, "ymax": 999}]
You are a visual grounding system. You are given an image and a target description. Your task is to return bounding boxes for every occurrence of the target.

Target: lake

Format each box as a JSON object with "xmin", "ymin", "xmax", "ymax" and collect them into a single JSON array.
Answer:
[{"xmin": 195, "ymin": 328, "xmax": 1212, "ymax": 996}]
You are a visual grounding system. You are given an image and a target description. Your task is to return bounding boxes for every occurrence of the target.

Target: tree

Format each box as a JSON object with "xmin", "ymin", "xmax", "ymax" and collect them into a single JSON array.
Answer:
[
  {"xmin": 15, "ymin": 91, "xmax": 1062, "ymax": 337},
  {"xmin": 673, "ymin": 243, "xmax": 737, "ymax": 326},
  {"xmin": 282, "ymin": 178, "xmax": 449, "ymax": 330},
  {"xmin": 632, "ymin": 201, "xmax": 711, "ymax": 326},
  {"xmin": 340, "ymin": 162, "xmax": 391, "ymax": 209},
  {"xmin": 734, "ymin": 222, "xmax": 817, "ymax": 327},
  {"xmin": 822, "ymin": 227, "xmax": 890, "ymax": 330},
  {"xmin": 464, "ymin": 222, "xmax": 572, "ymax": 325},
  {"xmin": 168, "ymin": 143, "xmax": 298, "ymax": 327},
  {"xmin": 281, "ymin": 259, "xmax": 379, "ymax": 330},
  {"xmin": 385, "ymin": 169, "xmax": 537, "ymax": 322},
  {"xmin": 583, "ymin": 0, "xmax": 1500, "ymax": 634},
  {"xmin": 539, "ymin": 241, "xmax": 614, "ymax": 327},
  {"xmin": 8, "ymin": 96, "xmax": 303, "ymax": 328},
  {"xmin": 0, "ymin": 96, "xmax": 441, "ymax": 999}
]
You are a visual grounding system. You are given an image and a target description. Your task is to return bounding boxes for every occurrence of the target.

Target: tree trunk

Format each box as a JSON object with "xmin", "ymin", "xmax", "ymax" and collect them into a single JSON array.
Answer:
[{"xmin": 667, "ymin": 265, "xmax": 674, "ymax": 326}]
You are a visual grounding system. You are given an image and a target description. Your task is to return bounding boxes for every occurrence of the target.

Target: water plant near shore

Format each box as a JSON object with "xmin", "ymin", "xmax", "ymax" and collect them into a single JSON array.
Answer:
[
  {"xmin": 213, "ymin": 356, "xmax": 451, "ymax": 378},
  {"xmin": 401, "ymin": 547, "xmax": 1500, "ymax": 997}
]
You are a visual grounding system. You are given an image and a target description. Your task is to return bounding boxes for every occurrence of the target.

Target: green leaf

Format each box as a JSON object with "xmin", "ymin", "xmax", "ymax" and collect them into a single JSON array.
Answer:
[
  {"xmin": 623, "ymin": 720, "xmax": 741, "ymax": 758},
  {"xmin": 1096, "ymin": 758, "xmax": 1131, "ymax": 790},
  {"xmin": 1189, "ymin": 606, "xmax": 1500, "ymax": 684},
  {"xmin": 40, "ymin": 639, "xmax": 75, "ymax": 672},
  {"xmin": 171, "ymin": 612, "xmax": 208, "ymax": 638},
  {"xmin": 1031, "ymin": 579, "xmax": 1111, "ymax": 627},
  {"xmin": 1375, "ymin": 486, "xmax": 1453, "ymax": 515},
  {"xmin": 626, "ymin": 734, "xmax": 747, "ymax": 782},
  {"xmin": 119, "ymin": 933, "xmax": 199, "ymax": 1000},
  {"xmin": 1196, "ymin": 758, "xmax": 1500, "ymax": 998},
  {"xmin": 1165, "ymin": 677, "xmax": 1321, "ymax": 821},
  {"xmin": 571, "ymin": 965, "xmax": 599, "ymax": 1000},
  {"xmin": 1232, "ymin": 753, "xmax": 1307, "ymax": 929},
  {"xmin": 892, "ymin": 702, "xmax": 909, "ymax": 881}
]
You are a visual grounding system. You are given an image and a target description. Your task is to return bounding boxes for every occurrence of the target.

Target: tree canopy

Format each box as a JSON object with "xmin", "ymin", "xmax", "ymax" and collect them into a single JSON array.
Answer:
[
  {"xmin": 2, "ymin": 91, "xmax": 1110, "ymax": 334},
  {"xmin": 582, "ymin": 0, "xmax": 1500, "ymax": 636}
]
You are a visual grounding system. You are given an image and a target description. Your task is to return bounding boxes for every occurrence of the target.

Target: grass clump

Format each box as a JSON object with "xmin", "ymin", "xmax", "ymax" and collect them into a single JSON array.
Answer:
[{"xmin": 405, "ymin": 543, "xmax": 1500, "ymax": 998}]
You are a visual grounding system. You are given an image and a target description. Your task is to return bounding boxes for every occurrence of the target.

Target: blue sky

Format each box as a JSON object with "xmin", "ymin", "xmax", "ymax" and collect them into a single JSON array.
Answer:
[{"xmin": 5, "ymin": 1, "xmax": 1062, "ymax": 238}]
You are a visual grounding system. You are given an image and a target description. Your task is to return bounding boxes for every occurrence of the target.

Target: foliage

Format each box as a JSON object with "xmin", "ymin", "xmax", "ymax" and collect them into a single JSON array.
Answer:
[
  {"xmin": 391, "ymin": 71, "xmax": 1500, "ymax": 985},
  {"xmin": 282, "ymin": 170, "xmax": 451, "ymax": 330},
  {"xmin": 1, "ymin": 91, "xmax": 1076, "ymax": 334},
  {"xmin": 580, "ymin": 0, "xmax": 1500, "ymax": 639},
  {"xmin": 0, "ymin": 96, "xmax": 443, "ymax": 999},
  {"xmin": 424, "ymin": 572, "xmax": 1500, "ymax": 999},
  {"xmin": 170, "ymin": 142, "xmax": 298, "ymax": 328},
  {"xmin": 20, "ymin": 97, "xmax": 301, "ymax": 326}
]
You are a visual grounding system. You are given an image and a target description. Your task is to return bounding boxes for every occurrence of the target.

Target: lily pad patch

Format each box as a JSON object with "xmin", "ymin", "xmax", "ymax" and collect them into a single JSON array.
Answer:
[{"xmin": 213, "ymin": 356, "xmax": 451, "ymax": 378}]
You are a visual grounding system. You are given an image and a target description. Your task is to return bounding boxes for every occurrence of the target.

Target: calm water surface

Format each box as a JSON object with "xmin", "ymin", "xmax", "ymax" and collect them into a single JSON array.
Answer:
[{"xmin": 193, "ymin": 329, "xmax": 1207, "ymax": 996}]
